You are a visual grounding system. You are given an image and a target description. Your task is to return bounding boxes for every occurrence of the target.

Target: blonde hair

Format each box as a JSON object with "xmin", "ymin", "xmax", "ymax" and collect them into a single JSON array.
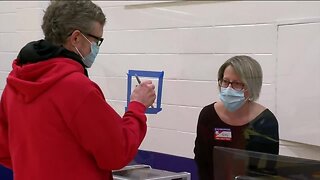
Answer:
[{"xmin": 218, "ymin": 55, "xmax": 263, "ymax": 101}]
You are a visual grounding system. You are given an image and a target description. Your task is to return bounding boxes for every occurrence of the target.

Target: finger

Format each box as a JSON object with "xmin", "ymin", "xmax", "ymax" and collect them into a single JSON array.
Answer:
[
  {"xmin": 149, "ymin": 84, "xmax": 155, "ymax": 90},
  {"xmin": 141, "ymin": 80, "xmax": 152, "ymax": 85}
]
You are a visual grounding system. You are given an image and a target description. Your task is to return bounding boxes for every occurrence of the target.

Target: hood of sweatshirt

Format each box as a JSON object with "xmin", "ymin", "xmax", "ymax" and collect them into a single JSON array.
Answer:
[{"xmin": 6, "ymin": 40, "xmax": 87, "ymax": 103}]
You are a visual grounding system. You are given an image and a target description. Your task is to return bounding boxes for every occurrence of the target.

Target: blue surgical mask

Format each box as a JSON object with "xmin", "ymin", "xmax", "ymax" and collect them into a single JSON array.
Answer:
[
  {"xmin": 74, "ymin": 34, "xmax": 99, "ymax": 68},
  {"xmin": 219, "ymin": 87, "xmax": 246, "ymax": 112}
]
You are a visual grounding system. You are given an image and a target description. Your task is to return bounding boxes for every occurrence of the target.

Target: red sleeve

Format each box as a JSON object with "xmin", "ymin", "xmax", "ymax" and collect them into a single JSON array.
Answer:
[
  {"xmin": 67, "ymin": 89, "xmax": 147, "ymax": 170},
  {"xmin": 0, "ymin": 96, "xmax": 12, "ymax": 169}
]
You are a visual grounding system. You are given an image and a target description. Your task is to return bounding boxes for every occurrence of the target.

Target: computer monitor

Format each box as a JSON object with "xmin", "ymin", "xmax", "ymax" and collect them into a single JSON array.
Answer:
[{"xmin": 213, "ymin": 146, "xmax": 320, "ymax": 180}]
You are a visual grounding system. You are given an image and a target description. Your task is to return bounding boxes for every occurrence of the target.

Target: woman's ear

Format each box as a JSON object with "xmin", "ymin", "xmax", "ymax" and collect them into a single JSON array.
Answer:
[{"xmin": 244, "ymin": 90, "xmax": 251, "ymax": 99}]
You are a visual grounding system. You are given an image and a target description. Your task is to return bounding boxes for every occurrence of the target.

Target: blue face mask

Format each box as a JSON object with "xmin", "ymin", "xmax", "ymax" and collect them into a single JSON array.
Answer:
[
  {"xmin": 82, "ymin": 43, "xmax": 99, "ymax": 68},
  {"xmin": 74, "ymin": 34, "xmax": 99, "ymax": 68},
  {"xmin": 219, "ymin": 87, "xmax": 246, "ymax": 112}
]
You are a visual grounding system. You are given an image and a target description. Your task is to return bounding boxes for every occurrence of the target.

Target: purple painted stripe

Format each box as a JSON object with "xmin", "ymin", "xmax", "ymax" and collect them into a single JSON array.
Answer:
[
  {"xmin": 0, "ymin": 150, "xmax": 199, "ymax": 180},
  {"xmin": 0, "ymin": 166, "xmax": 13, "ymax": 180},
  {"xmin": 131, "ymin": 150, "xmax": 198, "ymax": 180}
]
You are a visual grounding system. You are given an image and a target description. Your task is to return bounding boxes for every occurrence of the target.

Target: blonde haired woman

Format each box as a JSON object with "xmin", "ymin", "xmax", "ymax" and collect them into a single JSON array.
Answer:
[{"xmin": 194, "ymin": 55, "xmax": 279, "ymax": 180}]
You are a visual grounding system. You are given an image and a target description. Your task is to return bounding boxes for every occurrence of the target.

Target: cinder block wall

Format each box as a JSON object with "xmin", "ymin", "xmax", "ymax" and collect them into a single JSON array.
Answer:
[{"xmin": 1, "ymin": 1, "xmax": 320, "ymax": 165}]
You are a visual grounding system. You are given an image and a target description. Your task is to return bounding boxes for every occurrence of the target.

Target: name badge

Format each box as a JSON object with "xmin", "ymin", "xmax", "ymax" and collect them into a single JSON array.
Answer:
[{"xmin": 214, "ymin": 128, "xmax": 232, "ymax": 141}]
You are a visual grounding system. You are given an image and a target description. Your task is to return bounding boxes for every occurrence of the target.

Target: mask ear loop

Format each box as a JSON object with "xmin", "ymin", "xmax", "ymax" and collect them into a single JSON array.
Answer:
[
  {"xmin": 73, "ymin": 45, "xmax": 85, "ymax": 60},
  {"xmin": 70, "ymin": 30, "xmax": 86, "ymax": 60},
  {"xmin": 78, "ymin": 33, "xmax": 95, "ymax": 58},
  {"xmin": 242, "ymin": 87, "xmax": 252, "ymax": 102},
  {"xmin": 80, "ymin": 33, "xmax": 93, "ymax": 45}
]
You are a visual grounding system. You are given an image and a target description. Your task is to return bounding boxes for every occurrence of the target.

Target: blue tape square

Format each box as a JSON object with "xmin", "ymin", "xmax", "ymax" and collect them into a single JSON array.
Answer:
[{"xmin": 126, "ymin": 70, "xmax": 164, "ymax": 114}]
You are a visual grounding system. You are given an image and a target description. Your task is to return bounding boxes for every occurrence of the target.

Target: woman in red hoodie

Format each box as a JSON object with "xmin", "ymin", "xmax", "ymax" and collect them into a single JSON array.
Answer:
[{"xmin": 0, "ymin": 1, "xmax": 156, "ymax": 180}]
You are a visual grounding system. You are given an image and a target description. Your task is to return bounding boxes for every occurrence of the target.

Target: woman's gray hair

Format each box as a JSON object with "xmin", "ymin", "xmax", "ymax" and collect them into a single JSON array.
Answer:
[
  {"xmin": 217, "ymin": 55, "xmax": 263, "ymax": 101},
  {"xmin": 42, "ymin": 0, "xmax": 106, "ymax": 46}
]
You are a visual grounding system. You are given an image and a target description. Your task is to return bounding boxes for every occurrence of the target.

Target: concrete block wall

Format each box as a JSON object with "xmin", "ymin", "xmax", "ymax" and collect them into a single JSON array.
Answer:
[{"xmin": 1, "ymin": 1, "xmax": 320, "ymax": 169}]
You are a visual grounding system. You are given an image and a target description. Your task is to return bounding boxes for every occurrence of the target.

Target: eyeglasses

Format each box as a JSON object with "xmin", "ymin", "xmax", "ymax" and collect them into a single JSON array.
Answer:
[
  {"xmin": 218, "ymin": 79, "xmax": 245, "ymax": 91},
  {"xmin": 68, "ymin": 31, "xmax": 104, "ymax": 47},
  {"xmin": 82, "ymin": 32, "xmax": 104, "ymax": 47}
]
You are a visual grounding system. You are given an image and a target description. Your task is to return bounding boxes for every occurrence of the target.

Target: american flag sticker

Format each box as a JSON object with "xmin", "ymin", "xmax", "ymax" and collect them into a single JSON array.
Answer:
[{"xmin": 214, "ymin": 128, "xmax": 232, "ymax": 141}]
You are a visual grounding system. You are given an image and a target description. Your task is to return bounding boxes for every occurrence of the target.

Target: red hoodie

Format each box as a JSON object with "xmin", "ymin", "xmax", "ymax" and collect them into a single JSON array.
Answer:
[{"xmin": 0, "ymin": 58, "xmax": 147, "ymax": 180}]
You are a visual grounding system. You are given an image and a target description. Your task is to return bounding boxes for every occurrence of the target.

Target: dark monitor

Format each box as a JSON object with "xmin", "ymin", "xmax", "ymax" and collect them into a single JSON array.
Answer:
[{"xmin": 213, "ymin": 146, "xmax": 320, "ymax": 180}]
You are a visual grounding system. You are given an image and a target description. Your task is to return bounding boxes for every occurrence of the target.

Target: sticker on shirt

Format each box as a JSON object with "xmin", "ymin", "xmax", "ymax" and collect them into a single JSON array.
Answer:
[{"xmin": 214, "ymin": 128, "xmax": 232, "ymax": 141}]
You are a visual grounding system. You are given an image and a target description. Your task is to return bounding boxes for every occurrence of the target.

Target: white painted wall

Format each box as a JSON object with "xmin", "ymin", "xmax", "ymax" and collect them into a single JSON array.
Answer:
[{"xmin": 1, "ymin": 1, "xmax": 320, "ymax": 161}]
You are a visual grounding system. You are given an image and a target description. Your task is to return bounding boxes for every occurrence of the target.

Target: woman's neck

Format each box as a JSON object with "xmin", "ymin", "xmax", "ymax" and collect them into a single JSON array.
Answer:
[{"xmin": 224, "ymin": 100, "xmax": 253, "ymax": 125}]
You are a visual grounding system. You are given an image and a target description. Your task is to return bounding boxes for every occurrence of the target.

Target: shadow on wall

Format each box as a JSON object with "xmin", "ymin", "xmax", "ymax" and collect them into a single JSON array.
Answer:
[{"xmin": 0, "ymin": 166, "xmax": 13, "ymax": 180}]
